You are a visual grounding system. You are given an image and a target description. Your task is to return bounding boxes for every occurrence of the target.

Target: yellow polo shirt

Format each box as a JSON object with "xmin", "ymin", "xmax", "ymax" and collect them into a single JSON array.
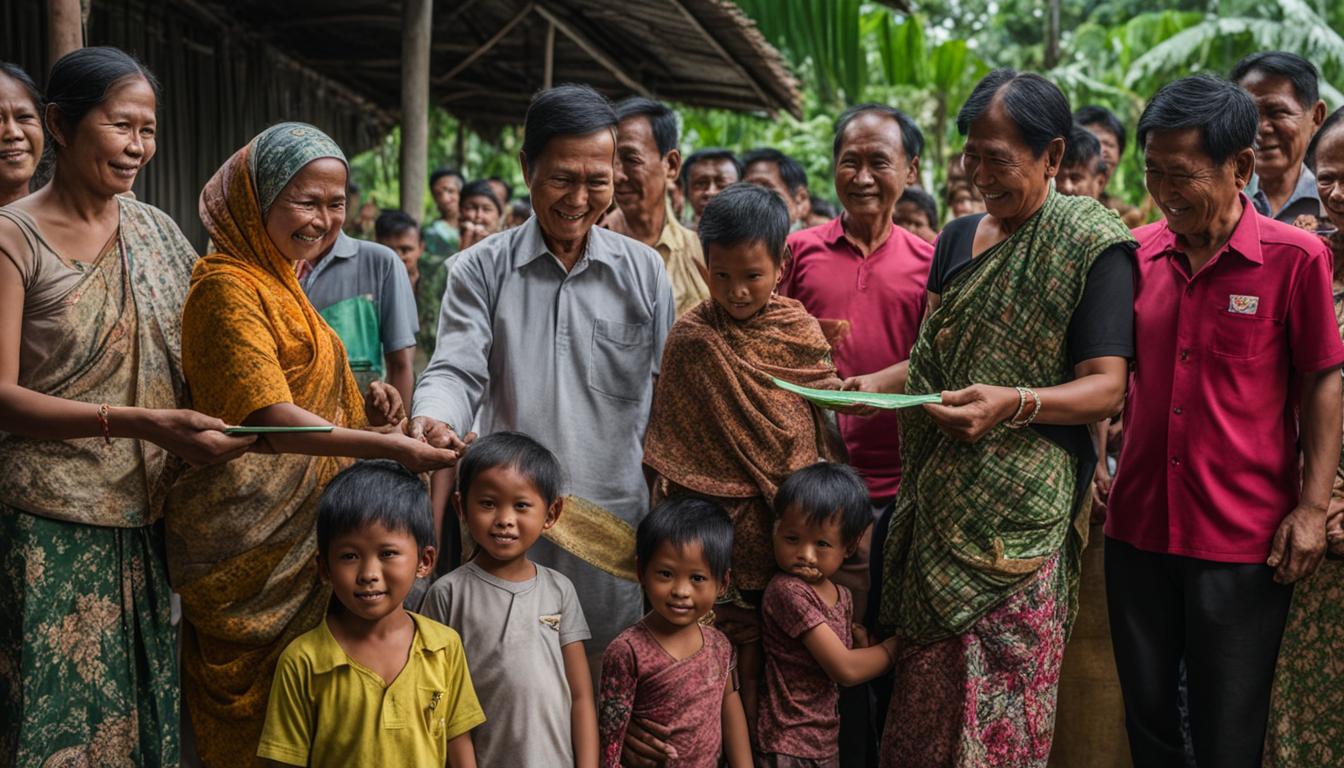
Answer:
[{"xmin": 258, "ymin": 612, "xmax": 485, "ymax": 767}]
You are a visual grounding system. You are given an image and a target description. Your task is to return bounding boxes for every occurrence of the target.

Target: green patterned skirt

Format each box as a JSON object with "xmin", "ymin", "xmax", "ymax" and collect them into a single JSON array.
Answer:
[
  {"xmin": 0, "ymin": 506, "xmax": 178, "ymax": 767},
  {"xmin": 1265, "ymin": 558, "xmax": 1344, "ymax": 766}
]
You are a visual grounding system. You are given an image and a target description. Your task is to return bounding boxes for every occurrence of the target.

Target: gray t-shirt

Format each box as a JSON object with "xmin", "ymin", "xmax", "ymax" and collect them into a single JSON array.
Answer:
[
  {"xmin": 300, "ymin": 231, "xmax": 419, "ymax": 354},
  {"xmin": 420, "ymin": 560, "xmax": 590, "ymax": 767}
]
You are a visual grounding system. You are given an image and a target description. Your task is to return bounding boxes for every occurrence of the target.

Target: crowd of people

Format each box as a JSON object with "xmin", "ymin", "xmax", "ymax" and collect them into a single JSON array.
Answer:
[{"xmin": 1, "ymin": 41, "xmax": 1343, "ymax": 768}]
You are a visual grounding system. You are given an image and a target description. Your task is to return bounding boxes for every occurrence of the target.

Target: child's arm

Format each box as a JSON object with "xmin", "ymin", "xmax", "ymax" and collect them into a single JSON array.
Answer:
[
  {"xmin": 563, "ymin": 641, "xmax": 600, "ymax": 768},
  {"xmin": 720, "ymin": 671, "xmax": 752, "ymax": 768},
  {"xmin": 445, "ymin": 732, "xmax": 476, "ymax": 768},
  {"xmin": 597, "ymin": 639, "xmax": 640, "ymax": 768},
  {"xmin": 800, "ymin": 624, "xmax": 899, "ymax": 687}
]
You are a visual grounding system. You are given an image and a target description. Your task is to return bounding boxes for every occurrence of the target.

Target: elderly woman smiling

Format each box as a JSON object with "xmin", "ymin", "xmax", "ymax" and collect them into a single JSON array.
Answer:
[{"xmin": 0, "ymin": 62, "xmax": 43, "ymax": 206}]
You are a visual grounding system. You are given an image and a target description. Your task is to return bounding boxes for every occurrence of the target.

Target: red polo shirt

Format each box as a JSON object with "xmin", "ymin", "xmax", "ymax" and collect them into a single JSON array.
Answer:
[
  {"xmin": 783, "ymin": 217, "xmax": 934, "ymax": 501},
  {"xmin": 1106, "ymin": 197, "xmax": 1344, "ymax": 562}
]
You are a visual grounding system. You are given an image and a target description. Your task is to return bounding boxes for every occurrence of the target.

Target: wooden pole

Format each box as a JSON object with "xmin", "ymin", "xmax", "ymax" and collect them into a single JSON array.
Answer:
[
  {"xmin": 543, "ymin": 21, "xmax": 555, "ymax": 89},
  {"xmin": 400, "ymin": 0, "xmax": 432, "ymax": 221},
  {"xmin": 47, "ymin": 0, "xmax": 84, "ymax": 69}
]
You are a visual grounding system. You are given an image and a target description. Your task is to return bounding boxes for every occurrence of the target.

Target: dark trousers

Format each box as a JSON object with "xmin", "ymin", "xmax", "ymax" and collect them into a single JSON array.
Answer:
[{"xmin": 1104, "ymin": 537, "xmax": 1292, "ymax": 768}]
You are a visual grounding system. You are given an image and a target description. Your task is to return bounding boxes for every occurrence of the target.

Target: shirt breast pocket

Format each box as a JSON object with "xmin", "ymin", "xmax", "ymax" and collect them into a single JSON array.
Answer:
[
  {"xmin": 588, "ymin": 318, "xmax": 653, "ymax": 402},
  {"xmin": 1211, "ymin": 312, "xmax": 1280, "ymax": 360}
]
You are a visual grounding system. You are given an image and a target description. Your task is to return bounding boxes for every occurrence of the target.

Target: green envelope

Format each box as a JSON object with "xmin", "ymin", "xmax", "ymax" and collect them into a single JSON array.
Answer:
[{"xmin": 771, "ymin": 377, "xmax": 942, "ymax": 410}]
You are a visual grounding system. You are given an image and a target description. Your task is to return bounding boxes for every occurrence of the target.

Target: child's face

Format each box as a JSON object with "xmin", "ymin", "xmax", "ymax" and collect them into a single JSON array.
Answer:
[
  {"xmin": 706, "ymin": 240, "xmax": 781, "ymax": 321},
  {"xmin": 773, "ymin": 504, "xmax": 857, "ymax": 584},
  {"xmin": 639, "ymin": 539, "xmax": 726, "ymax": 629},
  {"xmin": 319, "ymin": 521, "xmax": 434, "ymax": 623},
  {"xmin": 456, "ymin": 465, "xmax": 560, "ymax": 566}
]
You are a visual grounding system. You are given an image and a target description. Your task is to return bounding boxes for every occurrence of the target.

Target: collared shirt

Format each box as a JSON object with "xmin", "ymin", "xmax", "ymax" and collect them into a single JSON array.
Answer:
[
  {"xmin": 257, "ymin": 612, "xmax": 485, "ymax": 767},
  {"xmin": 413, "ymin": 216, "xmax": 674, "ymax": 649},
  {"xmin": 1106, "ymin": 195, "xmax": 1344, "ymax": 562},
  {"xmin": 1251, "ymin": 164, "xmax": 1323, "ymax": 223},
  {"xmin": 654, "ymin": 204, "xmax": 710, "ymax": 316},
  {"xmin": 782, "ymin": 217, "xmax": 934, "ymax": 501}
]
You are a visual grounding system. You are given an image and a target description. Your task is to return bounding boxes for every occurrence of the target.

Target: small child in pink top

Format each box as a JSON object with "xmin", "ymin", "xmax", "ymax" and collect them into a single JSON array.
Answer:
[
  {"xmin": 758, "ymin": 463, "xmax": 900, "ymax": 766},
  {"xmin": 599, "ymin": 497, "xmax": 753, "ymax": 768}
]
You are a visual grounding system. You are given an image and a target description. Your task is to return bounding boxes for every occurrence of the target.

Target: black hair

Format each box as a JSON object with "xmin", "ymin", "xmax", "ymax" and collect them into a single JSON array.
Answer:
[
  {"xmin": 810, "ymin": 197, "xmax": 837, "ymax": 219},
  {"xmin": 897, "ymin": 187, "xmax": 939, "ymax": 229},
  {"xmin": 460, "ymin": 179, "xmax": 504, "ymax": 214},
  {"xmin": 0, "ymin": 62, "xmax": 42, "ymax": 111},
  {"xmin": 956, "ymin": 69, "xmax": 1072, "ymax": 157},
  {"xmin": 45, "ymin": 47, "xmax": 159, "ymax": 143},
  {"xmin": 833, "ymin": 103, "xmax": 925, "ymax": 163},
  {"xmin": 317, "ymin": 459, "xmax": 435, "ymax": 557},
  {"xmin": 374, "ymin": 209, "xmax": 419, "ymax": 241},
  {"xmin": 614, "ymin": 97, "xmax": 679, "ymax": 157},
  {"xmin": 774, "ymin": 463, "xmax": 871, "ymax": 545},
  {"xmin": 1137, "ymin": 75, "xmax": 1258, "ymax": 165},
  {"xmin": 741, "ymin": 147, "xmax": 808, "ymax": 195},
  {"xmin": 1062, "ymin": 124, "xmax": 1106, "ymax": 174},
  {"xmin": 1231, "ymin": 51, "xmax": 1320, "ymax": 108},
  {"xmin": 1074, "ymin": 105, "xmax": 1127, "ymax": 159},
  {"xmin": 698, "ymin": 183, "xmax": 789, "ymax": 266},
  {"xmin": 429, "ymin": 166, "xmax": 463, "ymax": 190},
  {"xmin": 636, "ymin": 497, "xmax": 734, "ymax": 582},
  {"xmin": 522, "ymin": 84, "xmax": 617, "ymax": 174},
  {"xmin": 508, "ymin": 198, "xmax": 532, "ymax": 218},
  {"xmin": 455, "ymin": 431, "xmax": 562, "ymax": 507},
  {"xmin": 1307, "ymin": 106, "xmax": 1344, "ymax": 172},
  {"xmin": 680, "ymin": 148, "xmax": 742, "ymax": 192},
  {"xmin": 487, "ymin": 176, "xmax": 514, "ymax": 202}
]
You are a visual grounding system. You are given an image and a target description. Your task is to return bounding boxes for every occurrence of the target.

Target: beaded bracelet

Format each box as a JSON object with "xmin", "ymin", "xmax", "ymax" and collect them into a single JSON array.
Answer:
[
  {"xmin": 1006, "ymin": 386, "xmax": 1028, "ymax": 426},
  {"xmin": 96, "ymin": 403, "xmax": 112, "ymax": 445},
  {"xmin": 1006, "ymin": 387, "xmax": 1041, "ymax": 429}
]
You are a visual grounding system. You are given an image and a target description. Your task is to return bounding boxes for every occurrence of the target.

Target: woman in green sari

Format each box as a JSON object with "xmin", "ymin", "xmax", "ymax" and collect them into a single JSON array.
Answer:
[{"xmin": 0, "ymin": 48, "xmax": 254, "ymax": 766}]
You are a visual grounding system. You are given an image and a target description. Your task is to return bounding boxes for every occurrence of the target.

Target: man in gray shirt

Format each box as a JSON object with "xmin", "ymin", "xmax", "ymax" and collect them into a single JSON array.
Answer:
[
  {"xmin": 1232, "ymin": 52, "xmax": 1328, "ymax": 225},
  {"xmin": 410, "ymin": 85, "xmax": 675, "ymax": 662}
]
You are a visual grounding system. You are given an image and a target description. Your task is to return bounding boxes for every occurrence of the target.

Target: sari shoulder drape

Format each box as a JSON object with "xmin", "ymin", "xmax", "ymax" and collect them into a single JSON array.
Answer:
[{"xmin": 882, "ymin": 192, "xmax": 1135, "ymax": 644}]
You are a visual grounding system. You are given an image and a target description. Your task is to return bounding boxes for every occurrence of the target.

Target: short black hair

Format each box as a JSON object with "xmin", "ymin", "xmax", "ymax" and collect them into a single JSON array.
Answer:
[
  {"xmin": 45, "ymin": 47, "xmax": 159, "ymax": 141},
  {"xmin": 487, "ymin": 176, "xmax": 513, "ymax": 202},
  {"xmin": 346, "ymin": 179, "xmax": 361, "ymax": 196},
  {"xmin": 375, "ymin": 209, "xmax": 419, "ymax": 241},
  {"xmin": 698, "ymin": 183, "xmax": 790, "ymax": 266},
  {"xmin": 1231, "ymin": 51, "xmax": 1320, "ymax": 108},
  {"xmin": 774, "ymin": 463, "xmax": 872, "ymax": 545},
  {"xmin": 897, "ymin": 186, "xmax": 938, "ymax": 229},
  {"xmin": 957, "ymin": 69, "xmax": 1072, "ymax": 157},
  {"xmin": 636, "ymin": 497, "xmax": 734, "ymax": 582},
  {"xmin": 456, "ymin": 431, "xmax": 563, "ymax": 507},
  {"xmin": 833, "ymin": 103, "xmax": 925, "ymax": 163},
  {"xmin": 522, "ymin": 84, "xmax": 617, "ymax": 174},
  {"xmin": 509, "ymin": 198, "xmax": 532, "ymax": 220},
  {"xmin": 741, "ymin": 147, "xmax": 808, "ymax": 195},
  {"xmin": 0, "ymin": 62, "xmax": 42, "ymax": 111},
  {"xmin": 317, "ymin": 460, "xmax": 435, "ymax": 558},
  {"xmin": 1063, "ymin": 124, "xmax": 1106, "ymax": 174},
  {"xmin": 1138, "ymin": 75, "xmax": 1258, "ymax": 165},
  {"xmin": 429, "ymin": 166, "xmax": 463, "ymax": 190},
  {"xmin": 810, "ymin": 197, "xmax": 837, "ymax": 219},
  {"xmin": 680, "ymin": 148, "xmax": 742, "ymax": 192},
  {"xmin": 461, "ymin": 179, "xmax": 503, "ymax": 214},
  {"xmin": 1307, "ymin": 106, "xmax": 1344, "ymax": 172},
  {"xmin": 614, "ymin": 97, "xmax": 679, "ymax": 157},
  {"xmin": 1074, "ymin": 105, "xmax": 1127, "ymax": 158}
]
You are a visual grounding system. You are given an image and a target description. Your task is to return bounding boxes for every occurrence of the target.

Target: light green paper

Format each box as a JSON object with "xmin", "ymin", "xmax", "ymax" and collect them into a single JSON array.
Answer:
[
  {"xmin": 223, "ymin": 426, "xmax": 335, "ymax": 435},
  {"xmin": 771, "ymin": 378, "xmax": 942, "ymax": 410}
]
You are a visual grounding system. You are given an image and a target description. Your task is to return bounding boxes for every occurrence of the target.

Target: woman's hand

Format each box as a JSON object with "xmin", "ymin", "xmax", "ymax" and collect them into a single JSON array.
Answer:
[
  {"xmin": 921, "ymin": 384, "xmax": 1017, "ymax": 442},
  {"xmin": 1091, "ymin": 461, "xmax": 1111, "ymax": 526},
  {"xmin": 389, "ymin": 431, "xmax": 463, "ymax": 473},
  {"xmin": 460, "ymin": 220, "xmax": 491, "ymax": 250},
  {"xmin": 142, "ymin": 409, "xmax": 256, "ymax": 466},
  {"xmin": 364, "ymin": 381, "xmax": 404, "ymax": 427},
  {"xmin": 837, "ymin": 375, "xmax": 882, "ymax": 417},
  {"xmin": 1327, "ymin": 494, "xmax": 1344, "ymax": 557},
  {"xmin": 621, "ymin": 717, "xmax": 676, "ymax": 767}
]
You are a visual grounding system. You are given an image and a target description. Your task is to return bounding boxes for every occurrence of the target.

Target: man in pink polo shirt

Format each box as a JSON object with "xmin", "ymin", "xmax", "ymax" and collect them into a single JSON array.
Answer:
[{"xmin": 1105, "ymin": 75, "xmax": 1344, "ymax": 768}]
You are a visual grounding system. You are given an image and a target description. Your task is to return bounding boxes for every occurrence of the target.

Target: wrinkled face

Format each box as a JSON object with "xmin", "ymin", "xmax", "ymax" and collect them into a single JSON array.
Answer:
[
  {"xmin": 456, "ymin": 465, "xmax": 559, "ymax": 568},
  {"xmin": 460, "ymin": 193, "xmax": 501, "ymax": 231},
  {"xmin": 615, "ymin": 115, "xmax": 673, "ymax": 218},
  {"xmin": 962, "ymin": 98, "xmax": 1061, "ymax": 226},
  {"xmin": 745, "ymin": 161, "xmax": 806, "ymax": 224},
  {"xmin": 772, "ymin": 504, "xmax": 854, "ymax": 584},
  {"xmin": 639, "ymin": 539, "xmax": 725, "ymax": 630},
  {"xmin": 686, "ymin": 157, "xmax": 739, "ymax": 218},
  {"xmin": 1239, "ymin": 71, "xmax": 1324, "ymax": 186},
  {"xmin": 523, "ymin": 129, "xmax": 616, "ymax": 247},
  {"xmin": 431, "ymin": 174, "xmax": 461, "ymax": 219},
  {"xmin": 834, "ymin": 111, "xmax": 916, "ymax": 220},
  {"xmin": 378, "ymin": 228, "xmax": 423, "ymax": 283},
  {"xmin": 707, "ymin": 239, "xmax": 780, "ymax": 321},
  {"xmin": 320, "ymin": 522, "xmax": 432, "ymax": 623},
  {"xmin": 1056, "ymin": 161, "xmax": 1106, "ymax": 200},
  {"xmin": 1144, "ymin": 127, "xmax": 1251, "ymax": 240},
  {"xmin": 1313, "ymin": 127, "xmax": 1344, "ymax": 234},
  {"xmin": 263, "ymin": 157, "xmax": 347, "ymax": 263},
  {"xmin": 0, "ymin": 73, "xmax": 43, "ymax": 196},
  {"xmin": 52, "ymin": 75, "xmax": 157, "ymax": 198},
  {"xmin": 894, "ymin": 200, "xmax": 937, "ymax": 243},
  {"xmin": 1083, "ymin": 123, "xmax": 1122, "ymax": 182}
]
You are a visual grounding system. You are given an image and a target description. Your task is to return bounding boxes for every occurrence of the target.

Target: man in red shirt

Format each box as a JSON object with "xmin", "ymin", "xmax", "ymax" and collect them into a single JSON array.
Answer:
[{"xmin": 1104, "ymin": 75, "xmax": 1344, "ymax": 768}]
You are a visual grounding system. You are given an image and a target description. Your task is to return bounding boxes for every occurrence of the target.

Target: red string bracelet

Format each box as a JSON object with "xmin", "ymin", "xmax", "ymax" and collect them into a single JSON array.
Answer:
[{"xmin": 96, "ymin": 403, "xmax": 112, "ymax": 445}]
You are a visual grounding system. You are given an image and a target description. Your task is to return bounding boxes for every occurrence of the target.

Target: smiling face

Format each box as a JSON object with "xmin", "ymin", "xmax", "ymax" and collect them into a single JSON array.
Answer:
[
  {"xmin": 431, "ymin": 173, "xmax": 461, "ymax": 220},
  {"xmin": 263, "ymin": 157, "xmax": 348, "ymax": 264},
  {"xmin": 615, "ymin": 115, "xmax": 676, "ymax": 220},
  {"xmin": 686, "ymin": 157, "xmax": 739, "ymax": 219},
  {"xmin": 1143, "ymin": 127, "xmax": 1252, "ymax": 241},
  {"xmin": 50, "ymin": 75, "xmax": 157, "ymax": 198},
  {"xmin": 457, "ymin": 464, "xmax": 560, "ymax": 570},
  {"xmin": 0, "ymin": 73, "xmax": 43, "ymax": 201},
  {"xmin": 320, "ymin": 521, "xmax": 433, "ymax": 623},
  {"xmin": 962, "ymin": 98, "xmax": 1062, "ymax": 229},
  {"xmin": 1238, "ymin": 71, "xmax": 1326, "ymax": 187},
  {"xmin": 639, "ymin": 539, "xmax": 725, "ymax": 631},
  {"xmin": 1314, "ymin": 126, "xmax": 1344, "ymax": 234},
  {"xmin": 772, "ymin": 504, "xmax": 853, "ymax": 584},
  {"xmin": 378, "ymin": 228, "xmax": 423, "ymax": 283},
  {"xmin": 460, "ymin": 193, "xmax": 501, "ymax": 231},
  {"xmin": 706, "ymin": 239, "xmax": 780, "ymax": 321},
  {"xmin": 834, "ymin": 111, "xmax": 917, "ymax": 222},
  {"xmin": 522, "ymin": 129, "xmax": 616, "ymax": 251}
]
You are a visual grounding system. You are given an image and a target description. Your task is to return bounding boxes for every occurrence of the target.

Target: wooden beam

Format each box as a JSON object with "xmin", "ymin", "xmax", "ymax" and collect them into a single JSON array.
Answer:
[
  {"xmin": 400, "ymin": 0, "xmax": 432, "ymax": 220},
  {"xmin": 47, "ymin": 0, "xmax": 84, "ymax": 68},
  {"xmin": 268, "ymin": 14, "xmax": 401, "ymax": 31},
  {"xmin": 532, "ymin": 4, "xmax": 652, "ymax": 98},
  {"xmin": 542, "ymin": 21, "xmax": 555, "ymax": 89},
  {"xmin": 664, "ymin": 0, "xmax": 774, "ymax": 114},
  {"xmin": 435, "ymin": 3, "xmax": 534, "ymax": 85}
]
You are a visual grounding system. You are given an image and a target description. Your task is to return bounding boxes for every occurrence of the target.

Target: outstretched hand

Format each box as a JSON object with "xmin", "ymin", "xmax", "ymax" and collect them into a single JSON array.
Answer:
[{"xmin": 364, "ymin": 381, "xmax": 404, "ymax": 427}]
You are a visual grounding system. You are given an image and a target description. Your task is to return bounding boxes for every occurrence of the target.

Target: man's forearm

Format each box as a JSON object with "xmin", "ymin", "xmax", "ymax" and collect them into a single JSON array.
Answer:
[{"xmin": 1300, "ymin": 368, "xmax": 1343, "ymax": 510}]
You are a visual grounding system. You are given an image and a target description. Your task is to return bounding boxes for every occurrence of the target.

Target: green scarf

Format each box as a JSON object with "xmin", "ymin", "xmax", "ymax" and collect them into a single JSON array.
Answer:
[{"xmin": 881, "ymin": 191, "xmax": 1134, "ymax": 644}]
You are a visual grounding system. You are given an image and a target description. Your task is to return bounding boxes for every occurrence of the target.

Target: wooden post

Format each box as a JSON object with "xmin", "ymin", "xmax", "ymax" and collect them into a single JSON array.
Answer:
[
  {"xmin": 47, "ymin": 0, "xmax": 84, "ymax": 68},
  {"xmin": 543, "ymin": 21, "xmax": 555, "ymax": 89},
  {"xmin": 400, "ymin": 0, "xmax": 432, "ymax": 221}
]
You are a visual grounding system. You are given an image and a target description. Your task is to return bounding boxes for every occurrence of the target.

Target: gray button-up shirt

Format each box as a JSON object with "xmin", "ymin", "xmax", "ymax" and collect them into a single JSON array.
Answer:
[
  {"xmin": 1251, "ymin": 164, "xmax": 1323, "ymax": 223},
  {"xmin": 413, "ymin": 216, "xmax": 674, "ymax": 650}
]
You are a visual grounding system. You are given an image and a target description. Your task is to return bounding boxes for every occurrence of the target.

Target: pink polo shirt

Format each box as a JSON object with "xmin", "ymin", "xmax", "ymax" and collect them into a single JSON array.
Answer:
[
  {"xmin": 783, "ymin": 217, "xmax": 933, "ymax": 501},
  {"xmin": 1106, "ymin": 197, "xmax": 1344, "ymax": 562}
]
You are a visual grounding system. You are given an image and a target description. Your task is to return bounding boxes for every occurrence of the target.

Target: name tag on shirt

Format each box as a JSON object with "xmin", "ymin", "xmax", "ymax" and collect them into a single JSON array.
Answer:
[{"xmin": 1228, "ymin": 294, "xmax": 1259, "ymax": 315}]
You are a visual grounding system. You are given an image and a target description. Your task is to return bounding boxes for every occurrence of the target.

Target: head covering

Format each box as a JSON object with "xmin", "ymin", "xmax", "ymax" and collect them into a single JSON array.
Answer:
[{"xmin": 247, "ymin": 122, "xmax": 346, "ymax": 213}]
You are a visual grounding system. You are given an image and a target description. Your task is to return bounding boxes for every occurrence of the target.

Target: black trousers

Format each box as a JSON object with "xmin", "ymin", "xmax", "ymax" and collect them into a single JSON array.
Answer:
[{"xmin": 1104, "ymin": 537, "xmax": 1293, "ymax": 768}]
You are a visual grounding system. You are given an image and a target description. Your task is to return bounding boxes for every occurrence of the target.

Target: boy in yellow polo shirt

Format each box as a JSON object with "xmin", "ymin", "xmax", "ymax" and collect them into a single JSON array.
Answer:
[{"xmin": 258, "ymin": 460, "xmax": 485, "ymax": 767}]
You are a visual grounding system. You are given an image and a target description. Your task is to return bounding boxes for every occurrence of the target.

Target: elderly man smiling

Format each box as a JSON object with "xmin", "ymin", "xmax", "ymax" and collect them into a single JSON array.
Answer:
[
  {"xmin": 1232, "ymin": 52, "xmax": 1328, "ymax": 225},
  {"xmin": 411, "ymin": 85, "xmax": 675, "ymax": 663}
]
